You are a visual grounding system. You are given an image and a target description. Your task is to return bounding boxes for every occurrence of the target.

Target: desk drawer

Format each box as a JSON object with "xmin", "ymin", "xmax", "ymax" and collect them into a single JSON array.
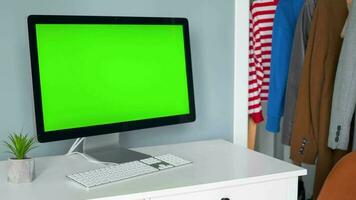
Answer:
[{"xmin": 151, "ymin": 177, "xmax": 297, "ymax": 200}]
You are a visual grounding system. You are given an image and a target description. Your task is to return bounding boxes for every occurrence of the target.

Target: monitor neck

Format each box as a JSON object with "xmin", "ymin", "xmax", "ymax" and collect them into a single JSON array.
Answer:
[
  {"xmin": 67, "ymin": 133, "xmax": 151, "ymax": 164},
  {"xmin": 83, "ymin": 133, "xmax": 120, "ymax": 152}
]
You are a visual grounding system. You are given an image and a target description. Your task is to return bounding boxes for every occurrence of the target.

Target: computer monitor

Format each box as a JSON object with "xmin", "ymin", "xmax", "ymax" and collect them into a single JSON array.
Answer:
[{"xmin": 27, "ymin": 15, "xmax": 195, "ymax": 143}]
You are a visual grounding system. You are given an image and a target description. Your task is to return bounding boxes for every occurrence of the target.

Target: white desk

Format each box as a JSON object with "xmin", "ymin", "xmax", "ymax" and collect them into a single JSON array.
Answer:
[{"xmin": 0, "ymin": 140, "xmax": 306, "ymax": 200}]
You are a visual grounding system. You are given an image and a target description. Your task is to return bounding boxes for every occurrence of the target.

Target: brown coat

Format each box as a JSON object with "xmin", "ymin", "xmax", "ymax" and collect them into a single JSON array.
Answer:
[{"xmin": 290, "ymin": 0, "xmax": 350, "ymax": 197}]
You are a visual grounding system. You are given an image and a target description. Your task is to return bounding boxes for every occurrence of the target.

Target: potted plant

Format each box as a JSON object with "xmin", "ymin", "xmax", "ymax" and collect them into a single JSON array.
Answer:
[{"xmin": 3, "ymin": 133, "xmax": 37, "ymax": 183}]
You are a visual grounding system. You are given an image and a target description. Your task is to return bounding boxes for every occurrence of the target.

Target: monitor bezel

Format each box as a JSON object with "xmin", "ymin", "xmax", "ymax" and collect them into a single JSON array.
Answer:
[{"xmin": 27, "ymin": 15, "xmax": 196, "ymax": 143}]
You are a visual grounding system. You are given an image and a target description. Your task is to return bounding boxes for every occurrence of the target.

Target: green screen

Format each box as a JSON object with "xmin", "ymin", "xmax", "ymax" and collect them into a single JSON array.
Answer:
[{"xmin": 35, "ymin": 24, "xmax": 190, "ymax": 132}]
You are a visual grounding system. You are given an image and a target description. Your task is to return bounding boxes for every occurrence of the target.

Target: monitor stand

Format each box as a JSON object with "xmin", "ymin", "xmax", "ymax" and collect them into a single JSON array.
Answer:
[{"xmin": 80, "ymin": 133, "xmax": 151, "ymax": 164}]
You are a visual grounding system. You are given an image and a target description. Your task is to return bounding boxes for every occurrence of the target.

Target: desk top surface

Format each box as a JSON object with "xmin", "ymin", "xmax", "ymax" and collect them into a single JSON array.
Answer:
[{"xmin": 0, "ymin": 140, "xmax": 306, "ymax": 200}]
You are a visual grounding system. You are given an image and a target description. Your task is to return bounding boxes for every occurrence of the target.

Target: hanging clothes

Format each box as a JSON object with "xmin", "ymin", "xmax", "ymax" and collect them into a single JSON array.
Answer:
[
  {"xmin": 328, "ymin": 0, "xmax": 356, "ymax": 151},
  {"xmin": 265, "ymin": 0, "xmax": 304, "ymax": 133},
  {"xmin": 281, "ymin": 0, "xmax": 317, "ymax": 145},
  {"xmin": 248, "ymin": 0, "xmax": 278, "ymax": 123},
  {"xmin": 289, "ymin": 0, "xmax": 350, "ymax": 197},
  {"xmin": 340, "ymin": 0, "xmax": 352, "ymax": 38}
]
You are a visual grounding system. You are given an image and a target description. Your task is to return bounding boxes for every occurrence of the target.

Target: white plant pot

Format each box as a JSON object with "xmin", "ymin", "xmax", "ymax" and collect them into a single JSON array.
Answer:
[{"xmin": 7, "ymin": 158, "xmax": 35, "ymax": 183}]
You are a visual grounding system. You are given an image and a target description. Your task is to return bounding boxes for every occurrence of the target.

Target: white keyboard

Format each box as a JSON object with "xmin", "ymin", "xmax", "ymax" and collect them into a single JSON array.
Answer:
[{"xmin": 67, "ymin": 154, "xmax": 192, "ymax": 189}]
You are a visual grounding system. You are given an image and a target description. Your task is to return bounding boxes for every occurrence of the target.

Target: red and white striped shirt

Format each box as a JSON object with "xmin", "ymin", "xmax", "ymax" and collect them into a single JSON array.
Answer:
[{"xmin": 248, "ymin": 0, "xmax": 278, "ymax": 123}]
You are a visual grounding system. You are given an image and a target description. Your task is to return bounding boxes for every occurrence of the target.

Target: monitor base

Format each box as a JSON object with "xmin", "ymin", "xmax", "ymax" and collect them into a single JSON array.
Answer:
[
  {"xmin": 69, "ymin": 133, "xmax": 151, "ymax": 164},
  {"xmin": 84, "ymin": 145, "xmax": 151, "ymax": 164}
]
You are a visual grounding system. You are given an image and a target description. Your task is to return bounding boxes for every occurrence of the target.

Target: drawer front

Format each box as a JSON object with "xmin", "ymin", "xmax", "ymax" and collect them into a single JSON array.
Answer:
[{"xmin": 151, "ymin": 177, "xmax": 298, "ymax": 200}]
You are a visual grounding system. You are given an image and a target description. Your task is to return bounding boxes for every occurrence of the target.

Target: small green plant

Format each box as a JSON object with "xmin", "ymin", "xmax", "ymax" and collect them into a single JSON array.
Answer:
[{"xmin": 3, "ymin": 133, "xmax": 37, "ymax": 159}]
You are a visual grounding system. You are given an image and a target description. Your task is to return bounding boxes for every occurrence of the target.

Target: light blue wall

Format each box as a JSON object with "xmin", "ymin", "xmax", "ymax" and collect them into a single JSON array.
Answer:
[{"xmin": 0, "ymin": 0, "xmax": 235, "ymax": 160}]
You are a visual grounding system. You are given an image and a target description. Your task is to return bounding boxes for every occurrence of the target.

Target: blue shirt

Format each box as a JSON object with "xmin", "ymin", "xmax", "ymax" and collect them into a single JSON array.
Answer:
[{"xmin": 266, "ymin": 0, "xmax": 304, "ymax": 133}]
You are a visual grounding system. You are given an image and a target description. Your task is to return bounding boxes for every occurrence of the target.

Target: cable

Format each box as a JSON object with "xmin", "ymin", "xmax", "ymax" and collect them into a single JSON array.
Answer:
[
  {"xmin": 67, "ymin": 138, "xmax": 81, "ymax": 154},
  {"xmin": 66, "ymin": 138, "xmax": 117, "ymax": 166},
  {"xmin": 67, "ymin": 138, "xmax": 84, "ymax": 155}
]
